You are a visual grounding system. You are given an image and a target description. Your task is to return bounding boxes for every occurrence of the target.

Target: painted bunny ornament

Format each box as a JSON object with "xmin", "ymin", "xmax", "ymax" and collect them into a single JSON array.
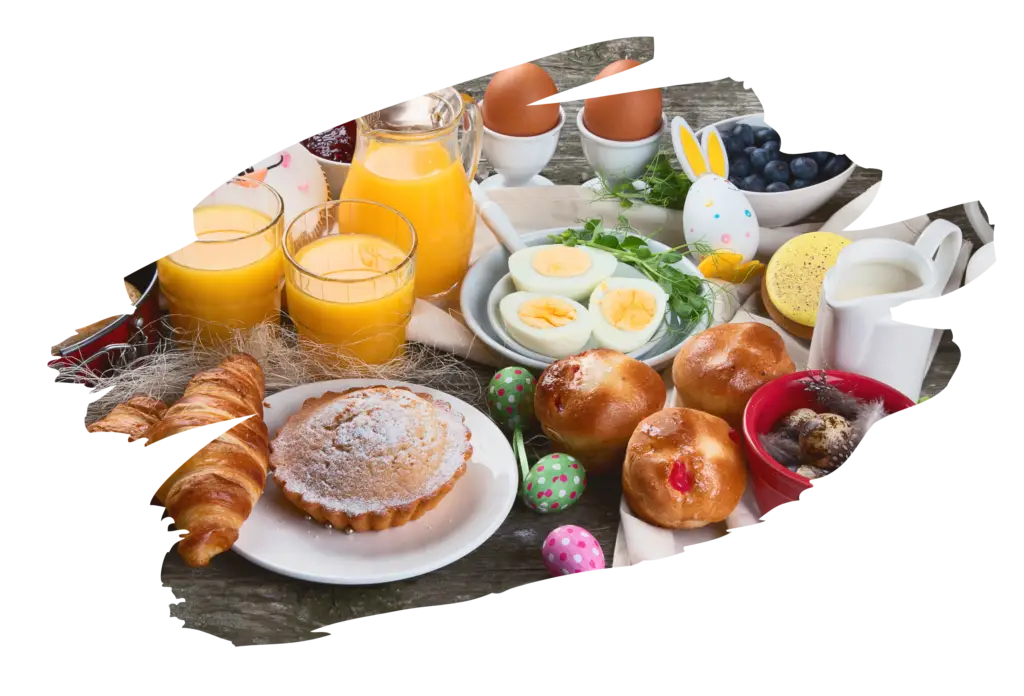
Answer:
[{"xmin": 671, "ymin": 116, "xmax": 764, "ymax": 282}]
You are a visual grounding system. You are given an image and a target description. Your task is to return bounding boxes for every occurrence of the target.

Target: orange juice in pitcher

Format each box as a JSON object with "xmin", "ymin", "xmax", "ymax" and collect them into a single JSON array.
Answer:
[{"xmin": 341, "ymin": 89, "xmax": 481, "ymax": 300}]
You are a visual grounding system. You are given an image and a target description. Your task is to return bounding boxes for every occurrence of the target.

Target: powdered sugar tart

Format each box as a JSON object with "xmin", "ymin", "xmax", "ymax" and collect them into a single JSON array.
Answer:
[{"xmin": 270, "ymin": 386, "xmax": 472, "ymax": 532}]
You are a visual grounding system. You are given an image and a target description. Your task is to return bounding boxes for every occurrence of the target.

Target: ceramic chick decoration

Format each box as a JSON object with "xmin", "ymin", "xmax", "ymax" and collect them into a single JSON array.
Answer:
[{"xmin": 671, "ymin": 116, "xmax": 765, "ymax": 283}]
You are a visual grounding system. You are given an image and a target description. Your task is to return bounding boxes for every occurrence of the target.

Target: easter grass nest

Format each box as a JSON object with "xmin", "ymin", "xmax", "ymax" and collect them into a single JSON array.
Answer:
[
  {"xmin": 758, "ymin": 371, "xmax": 890, "ymax": 480},
  {"xmin": 61, "ymin": 319, "xmax": 487, "ymax": 425}
]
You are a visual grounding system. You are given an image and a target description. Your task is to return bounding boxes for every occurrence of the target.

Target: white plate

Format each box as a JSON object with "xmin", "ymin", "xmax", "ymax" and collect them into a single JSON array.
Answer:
[{"xmin": 233, "ymin": 379, "xmax": 518, "ymax": 585}]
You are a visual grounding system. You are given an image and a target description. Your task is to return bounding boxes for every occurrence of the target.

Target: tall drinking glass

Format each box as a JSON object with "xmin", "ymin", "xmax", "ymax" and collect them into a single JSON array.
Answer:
[
  {"xmin": 284, "ymin": 199, "xmax": 417, "ymax": 364},
  {"xmin": 158, "ymin": 178, "xmax": 285, "ymax": 344}
]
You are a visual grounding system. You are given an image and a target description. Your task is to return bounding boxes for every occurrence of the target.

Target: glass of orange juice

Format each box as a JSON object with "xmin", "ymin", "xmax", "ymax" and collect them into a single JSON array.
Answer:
[
  {"xmin": 283, "ymin": 199, "xmax": 417, "ymax": 364},
  {"xmin": 158, "ymin": 178, "xmax": 284, "ymax": 344}
]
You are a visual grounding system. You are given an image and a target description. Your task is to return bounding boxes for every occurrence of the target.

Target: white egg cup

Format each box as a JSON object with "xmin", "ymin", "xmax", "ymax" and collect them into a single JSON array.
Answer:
[
  {"xmin": 578, "ymin": 108, "xmax": 666, "ymax": 190},
  {"xmin": 479, "ymin": 103, "xmax": 565, "ymax": 190}
]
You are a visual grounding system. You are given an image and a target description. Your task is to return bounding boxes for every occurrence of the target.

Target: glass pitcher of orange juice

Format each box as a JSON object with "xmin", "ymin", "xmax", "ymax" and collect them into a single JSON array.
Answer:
[{"xmin": 340, "ymin": 88, "xmax": 482, "ymax": 301}]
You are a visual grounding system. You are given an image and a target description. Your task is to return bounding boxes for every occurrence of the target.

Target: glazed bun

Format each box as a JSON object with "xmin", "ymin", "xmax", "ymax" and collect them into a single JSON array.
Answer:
[
  {"xmin": 623, "ymin": 407, "xmax": 747, "ymax": 529},
  {"xmin": 534, "ymin": 349, "xmax": 666, "ymax": 475},
  {"xmin": 672, "ymin": 322, "xmax": 795, "ymax": 428}
]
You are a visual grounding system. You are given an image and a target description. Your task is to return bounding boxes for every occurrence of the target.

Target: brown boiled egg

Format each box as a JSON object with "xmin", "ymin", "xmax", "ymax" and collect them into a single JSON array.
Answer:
[
  {"xmin": 482, "ymin": 63, "xmax": 561, "ymax": 137},
  {"xmin": 583, "ymin": 59, "xmax": 663, "ymax": 142}
]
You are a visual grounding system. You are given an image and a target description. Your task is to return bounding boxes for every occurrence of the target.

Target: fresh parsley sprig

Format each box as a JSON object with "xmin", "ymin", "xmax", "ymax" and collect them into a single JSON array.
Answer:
[
  {"xmin": 548, "ymin": 217, "xmax": 715, "ymax": 330},
  {"xmin": 597, "ymin": 151, "xmax": 692, "ymax": 210}
]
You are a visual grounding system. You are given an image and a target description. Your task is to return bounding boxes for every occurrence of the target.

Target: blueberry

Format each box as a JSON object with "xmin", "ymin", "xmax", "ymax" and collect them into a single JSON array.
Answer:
[
  {"xmin": 763, "ymin": 160, "xmax": 790, "ymax": 183},
  {"xmin": 732, "ymin": 123, "xmax": 755, "ymax": 148},
  {"xmin": 763, "ymin": 141, "xmax": 782, "ymax": 161},
  {"xmin": 722, "ymin": 134, "xmax": 744, "ymax": 156},
  {"xmin": 791, "ymin": 178, "xmax": 815, "ymax": 189},
  {"xmin": 741, "ymin": 174, "xmax": 767, "ymax": 192},
  {"xmin": 766, "ymin": 182, "xmax": 790, "ymax": 193},
  {"xmin": 790, "ymin": 156, "xmax": 819, "ymax": 180},
  {"xmin": 743, "ymin": 145, "xmax": 757, "ymax": 157},
  {"xmin": 821, "ymin": 155, "xmax": 850, "ymax": 180},
  {"xmin": 754, "ymin": 127, "xmax": 780, "ymax": 146},
  {"xmin": 806, "ymin": 143, "xmax": 831, "ymax": 164},
  {"xmin": 728, "ymin": 174, "xmax": 744, "ymax": 188},
  {"xmin": 730, "ymin": 156, "xmax": 752, "ymax": 178},
  {"xmin": 749, "ymin": 148, "xmax": 769, "ymax": 173}
]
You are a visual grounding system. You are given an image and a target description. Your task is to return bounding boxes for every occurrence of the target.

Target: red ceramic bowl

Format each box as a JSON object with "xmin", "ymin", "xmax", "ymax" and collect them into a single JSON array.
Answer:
[{"xmin": 742, "ymin": 370, "xmax": 916, "ymax": 514}]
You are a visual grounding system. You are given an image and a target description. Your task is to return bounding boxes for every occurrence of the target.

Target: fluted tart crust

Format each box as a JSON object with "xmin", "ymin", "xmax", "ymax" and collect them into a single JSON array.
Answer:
[{"xmin": 269, "ymin": 386, "xmax": 472, "ymax": 532}]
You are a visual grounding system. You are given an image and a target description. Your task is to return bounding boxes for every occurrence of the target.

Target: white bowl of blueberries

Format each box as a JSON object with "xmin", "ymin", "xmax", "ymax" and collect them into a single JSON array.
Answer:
[{"xmin": 695, "ymin": 113, "xmax": 855, "ymax": 228}]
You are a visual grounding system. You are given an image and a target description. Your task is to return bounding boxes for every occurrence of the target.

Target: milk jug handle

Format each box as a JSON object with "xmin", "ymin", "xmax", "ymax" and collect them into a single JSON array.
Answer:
[
  {"xmin": 964, "ymin": 202, "xmax": 994, "ymax": 244},
  {"xmin": 914, "ymin": 219, "xmax": 963, "ymax": 289}
]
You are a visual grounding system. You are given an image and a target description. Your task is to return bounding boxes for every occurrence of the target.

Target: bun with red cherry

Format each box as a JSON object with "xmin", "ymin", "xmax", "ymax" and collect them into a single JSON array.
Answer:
[{"xmin": 623, "ymin": 407, "xmax": 747, "ymax": 529}]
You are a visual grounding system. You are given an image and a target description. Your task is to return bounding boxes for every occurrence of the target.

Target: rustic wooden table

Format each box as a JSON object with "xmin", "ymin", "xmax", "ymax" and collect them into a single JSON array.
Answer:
[{"xmin": 162, "ymin": 38, "xmax": 975, "ymax": 645}]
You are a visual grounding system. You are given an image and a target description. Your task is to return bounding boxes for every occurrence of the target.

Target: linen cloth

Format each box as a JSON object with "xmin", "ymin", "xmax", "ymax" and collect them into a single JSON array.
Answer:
[{"xmin": 401, "ymin": 183, "xmax": 970, "ymax": 567}]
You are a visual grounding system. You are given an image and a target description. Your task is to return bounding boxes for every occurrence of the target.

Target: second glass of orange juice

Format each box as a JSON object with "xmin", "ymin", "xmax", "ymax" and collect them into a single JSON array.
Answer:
[
  {"xmin": 340, "ymin": 88, "xmax": 481, "ymax": 302},
  {"xmin": 284, "ymin": 199, "xmax": 417, "ymax": 364}
]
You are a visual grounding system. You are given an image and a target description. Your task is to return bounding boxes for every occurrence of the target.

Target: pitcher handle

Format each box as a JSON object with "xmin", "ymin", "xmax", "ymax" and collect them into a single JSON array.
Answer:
[
  {"xmin": 460, "ymin": 93, "xmax": 483, "ymax": 183},
  {"xmin": 964, "ymin": 201, "xmax": 994, "ymax": 244},
  {"xmin": 914, "ymin": 219, "xmax": 963, "ymax": 290}
]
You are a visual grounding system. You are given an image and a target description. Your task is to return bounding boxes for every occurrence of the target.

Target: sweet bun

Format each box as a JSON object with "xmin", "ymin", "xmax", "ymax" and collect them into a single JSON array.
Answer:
[
  {"xmin": 534, "ymin": 349, "xmax": 666, "ymax": 475},
  {"xmin": 672, "ymin": 323, "xmax": 795, "ymax": 428},
  {"xmin": 623, "ymin": 407, "xmax": 747, "ymax": 529}
]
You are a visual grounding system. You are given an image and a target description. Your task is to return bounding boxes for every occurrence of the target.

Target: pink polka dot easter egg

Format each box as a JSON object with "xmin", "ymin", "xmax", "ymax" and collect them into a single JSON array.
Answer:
[
  {"xmin": 542, "ymin": 525, "xmax": 605, "ymax": 577},
  {"xmin": 486, "ymin": 366, "xmax": 536, "ymax": 433},
  {"xmin": 523, "ymin": 453, "xmax": 586, "ymax": 513}
]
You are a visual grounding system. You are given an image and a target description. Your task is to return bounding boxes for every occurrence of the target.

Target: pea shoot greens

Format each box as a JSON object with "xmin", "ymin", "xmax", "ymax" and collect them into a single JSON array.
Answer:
[
  {"xmin": 548, "ymin": 217, "xmax": 715, "ymax": 331},
  {"xmin": 596, "ymin": 151, "xmax": 692, "ymax": 210}
]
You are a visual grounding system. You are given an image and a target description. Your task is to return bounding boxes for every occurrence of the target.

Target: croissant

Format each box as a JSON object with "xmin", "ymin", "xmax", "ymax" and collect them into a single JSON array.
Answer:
[
  {"xmin": 145, "ymin": 353, "xmax": 269, "ymax": 568},
  {"xmin": 87, "ymin": 396, "xmax": 168, "ymax": 441}
]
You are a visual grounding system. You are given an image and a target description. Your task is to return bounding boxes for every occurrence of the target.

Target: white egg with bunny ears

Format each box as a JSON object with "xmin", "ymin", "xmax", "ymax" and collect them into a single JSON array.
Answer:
[{"xmin": 672, "ymin": 116, "xmax": 761, "ymax": 268}]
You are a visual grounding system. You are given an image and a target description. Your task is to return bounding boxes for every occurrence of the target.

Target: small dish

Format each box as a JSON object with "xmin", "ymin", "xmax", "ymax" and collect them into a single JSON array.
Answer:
[
  {"xmin": 695, "ymin": 113, "xmax": 855, "ymax": 228},
  {"xmin": 461, "ymin": 228, "xmax": 711, "ymax": 372},
  {"xmin": 299, "ymin": 122, "xmax": 356, "ymax": 197},
  {"xmin": 741, "ymin": 370, "xmax": 915, "ymax": 514}
]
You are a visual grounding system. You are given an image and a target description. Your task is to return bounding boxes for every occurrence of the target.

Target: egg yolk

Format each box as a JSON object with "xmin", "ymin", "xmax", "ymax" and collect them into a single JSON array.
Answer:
[
  {"xmin": 518, "ymin": 297, "xmax": 577, "ymax": 329},
  {"xmin": 600, "ymin": 289, "xmax": 656, "ymax": 331},
  {"xmin": 532, "ymin": 246, "xmax": 591, "ymax": 277}
]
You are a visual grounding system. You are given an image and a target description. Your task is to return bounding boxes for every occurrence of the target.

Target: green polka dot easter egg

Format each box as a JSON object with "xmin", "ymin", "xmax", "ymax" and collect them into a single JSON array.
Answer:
[
  {"xmin": 523, "ymin": 453, "xmax": 586, "ymax": 513},
  {"xmin": 486, "ymin": 367, "xmax": 536, "ymax": 432}
]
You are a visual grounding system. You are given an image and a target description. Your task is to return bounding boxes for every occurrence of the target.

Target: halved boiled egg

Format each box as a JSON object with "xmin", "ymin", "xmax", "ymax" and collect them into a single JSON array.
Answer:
[
  {"xmin": 588, "ymin": 277, "xmax": 668, "ymax": 353},
  {"xmin": 508, "ymin": 244, "xmax": 618, "ymax": 301},
  {"xmin": 499, "ymin": 292, "xmax": 593, "ymax": 359}
]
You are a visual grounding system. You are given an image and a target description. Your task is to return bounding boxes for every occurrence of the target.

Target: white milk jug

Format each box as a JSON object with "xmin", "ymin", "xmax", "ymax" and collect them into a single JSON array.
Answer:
[{"xmin": 811, "ymin": 219, "xmax": 962, "ymax": 402}]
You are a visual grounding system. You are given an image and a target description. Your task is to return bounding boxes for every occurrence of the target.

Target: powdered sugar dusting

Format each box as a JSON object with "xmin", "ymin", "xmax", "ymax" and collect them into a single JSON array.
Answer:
[{"xmin": 270, "ymin": 388, "xmax": 471, "ymax": 515}]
